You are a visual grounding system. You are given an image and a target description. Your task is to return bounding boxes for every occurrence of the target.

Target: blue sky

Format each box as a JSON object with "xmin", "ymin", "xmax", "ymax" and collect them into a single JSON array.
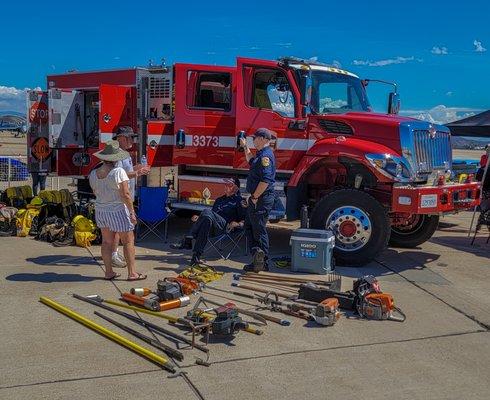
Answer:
[{"xmin": 1, "ymin": 0, "xmax": 489, "ymax": 122}]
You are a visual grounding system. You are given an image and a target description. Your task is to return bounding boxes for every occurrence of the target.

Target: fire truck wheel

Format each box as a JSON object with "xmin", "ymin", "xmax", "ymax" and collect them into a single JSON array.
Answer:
[
  {"xmin": 389, "ymin": 214, "xmax": 439, "ymax": 248},
  {"xmin": 310, "ymin": 189, "xmax": 390, "ymax": 266}
]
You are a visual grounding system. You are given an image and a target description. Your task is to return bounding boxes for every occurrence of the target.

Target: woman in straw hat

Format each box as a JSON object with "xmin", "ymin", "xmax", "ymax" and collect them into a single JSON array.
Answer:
[{"xmin": 89, "ymin": 140, "xmax": 146, "ymax": 281}]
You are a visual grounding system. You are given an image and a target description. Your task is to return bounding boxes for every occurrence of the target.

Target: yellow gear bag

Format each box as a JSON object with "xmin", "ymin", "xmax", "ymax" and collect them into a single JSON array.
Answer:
[
  {"xmin": 72, "ymin": 215, "xmax": 97, "ymax": 247},
  {"xmin": 16, "ymin": 208, "xmax": 41, "ymax": 237}
]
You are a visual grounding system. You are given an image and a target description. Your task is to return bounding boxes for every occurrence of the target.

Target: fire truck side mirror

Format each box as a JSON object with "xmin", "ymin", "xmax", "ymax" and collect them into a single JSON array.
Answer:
[
  {"xmin": 176, "ymin": 129, "xmax": 186, "ymax": 149},
  {"xmin": 388, "ymin": 92, "xmax": 401, "ymax": 115}
]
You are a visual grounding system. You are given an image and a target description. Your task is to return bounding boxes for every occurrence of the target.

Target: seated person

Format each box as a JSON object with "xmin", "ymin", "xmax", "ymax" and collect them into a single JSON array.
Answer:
[
  {"xmin": 171, "ymin": 177, "xmax": 246, "ymax": 265},
  {"xmin": 476, "ymin": 146, "xmax": 489, "ymax": 189}
]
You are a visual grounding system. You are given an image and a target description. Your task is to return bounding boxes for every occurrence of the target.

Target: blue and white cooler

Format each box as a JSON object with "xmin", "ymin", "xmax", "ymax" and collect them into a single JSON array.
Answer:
[{"xmin": 290, "ymin": 228, "xmax": 335, "ymax": 274}]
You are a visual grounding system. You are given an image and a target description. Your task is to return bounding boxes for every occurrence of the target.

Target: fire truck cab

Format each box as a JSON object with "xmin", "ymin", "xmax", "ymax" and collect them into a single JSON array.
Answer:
[{"xmin": 27, "ymin": 57, "xmax": 480, "ymax": 266}]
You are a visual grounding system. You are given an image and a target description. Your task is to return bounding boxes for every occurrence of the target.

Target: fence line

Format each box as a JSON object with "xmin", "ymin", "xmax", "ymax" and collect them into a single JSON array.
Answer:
[{"xmin": 0, "ymin": 155, "xmax": 69, "ymax": 192}]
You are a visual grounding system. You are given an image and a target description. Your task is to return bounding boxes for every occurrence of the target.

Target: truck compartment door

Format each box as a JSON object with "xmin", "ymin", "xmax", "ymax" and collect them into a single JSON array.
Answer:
[
  {"xmin": 99, "ymin": 84, "xmax": 137, "ymax": 143},
  {"xmin": 27, "ymin": 90, "xmax": 53, "ymax": 173},
  {"xmin": 48, "ymin": 88, "xmax": 85, "ymax": 148},
  {"xmin": 172, "ymin": 63, "xmax": 236, "ymax": 166},
  {"xmin": 234, "ymin": 57, "xmax": 306, "ymax": 171}
]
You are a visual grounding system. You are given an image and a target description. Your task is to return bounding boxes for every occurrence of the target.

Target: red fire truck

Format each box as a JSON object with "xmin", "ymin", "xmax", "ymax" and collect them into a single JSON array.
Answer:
[{"xmin": 26, "ymin": 57, "xmax": 480, "ymax": 265}]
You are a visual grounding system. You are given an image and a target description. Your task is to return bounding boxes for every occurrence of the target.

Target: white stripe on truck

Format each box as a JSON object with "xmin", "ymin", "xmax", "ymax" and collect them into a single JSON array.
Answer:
[{"xmin": 102, "ymin": 132, "xmax": 318, "ymax": 151}]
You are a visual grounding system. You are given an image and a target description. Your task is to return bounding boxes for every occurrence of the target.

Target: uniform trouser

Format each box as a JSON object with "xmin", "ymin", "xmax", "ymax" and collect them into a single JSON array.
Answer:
[
  {"xmin": 32, "ymin": 173, "xmax": 47, "ymax": 196},
  {"xmin": 245, "ymin": 192, "xmax": 274, "ymax": 266},
  {"xmin": 189, "ymin": 209, "xmax": 227, "ymax": 256}
]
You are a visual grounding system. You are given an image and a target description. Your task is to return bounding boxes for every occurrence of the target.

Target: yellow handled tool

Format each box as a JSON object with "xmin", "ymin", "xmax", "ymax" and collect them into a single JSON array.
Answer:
[{"xmin": 39, "ymin": 297, "xmax": 175, "ymax": 373}]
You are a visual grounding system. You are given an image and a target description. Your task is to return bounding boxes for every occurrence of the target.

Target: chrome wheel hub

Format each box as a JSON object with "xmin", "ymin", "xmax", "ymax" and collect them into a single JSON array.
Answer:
[{"xmin": 326, "ymin": 206, "xmax": 372, "ymax": 252}]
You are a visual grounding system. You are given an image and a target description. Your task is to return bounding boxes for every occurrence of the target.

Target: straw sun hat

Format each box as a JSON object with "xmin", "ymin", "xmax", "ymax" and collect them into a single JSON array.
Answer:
[{"xmin": 93, "ymin": 140, "xmax": 129, "ymax": 162}]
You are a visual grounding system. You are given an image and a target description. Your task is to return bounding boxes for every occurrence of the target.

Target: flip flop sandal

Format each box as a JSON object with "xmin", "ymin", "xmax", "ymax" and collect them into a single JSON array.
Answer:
[
  {"xmin": 127, "ymin": 273, "xmax": 147, "ymax": 282},
  {"xmin": 104, "ymin": 272, "xmax": 121, "ymax": 280}
]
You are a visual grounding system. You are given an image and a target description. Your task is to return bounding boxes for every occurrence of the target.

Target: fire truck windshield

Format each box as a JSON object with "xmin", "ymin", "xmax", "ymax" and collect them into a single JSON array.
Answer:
[{"xmin": 310, "ymin": 70, "xmax": 371, "ymax": 114}]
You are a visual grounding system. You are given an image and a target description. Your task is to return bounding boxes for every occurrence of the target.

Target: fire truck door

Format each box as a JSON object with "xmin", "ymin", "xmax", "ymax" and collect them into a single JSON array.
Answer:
[
  {"xmin": 99, "ymin": 84, "xmax": 137, "ymax": 144},
  {"xmin": 234, "ymin": 57, "xmax": 307, "ymax": 171},
  {"xmin": 48, "ymin": 88, "xmax": 85, "ymax": 148},
  {"xmin": 173, "ymin": 63, "xmax": 236, "ymax": 166},
  {"xmin": 27, "ymin": 90, "xmax": 53, "ymax": 173}
]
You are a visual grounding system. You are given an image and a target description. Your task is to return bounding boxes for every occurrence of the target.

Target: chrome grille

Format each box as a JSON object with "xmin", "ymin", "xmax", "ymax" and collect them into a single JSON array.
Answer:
[{"xmin": 412, "ymin": 129, "xmax": 451, "ymax": 174}]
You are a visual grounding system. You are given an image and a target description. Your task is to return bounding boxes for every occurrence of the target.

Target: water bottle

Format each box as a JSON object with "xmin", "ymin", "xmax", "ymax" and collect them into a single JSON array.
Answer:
[
  {"xmin": 300, "ymin": 205, "xmax": 309, "ymax": 229},
  {"xmin": 141, "ymin": 155, "xmax": 147, "ymax": 166},
  {"xmin": 237, "ymin": 131, "xmax": 245, "ymax": 152}
]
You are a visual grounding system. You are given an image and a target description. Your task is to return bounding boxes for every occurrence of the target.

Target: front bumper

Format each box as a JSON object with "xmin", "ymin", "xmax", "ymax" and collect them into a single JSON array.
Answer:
[{"xmin": 392, "ymin": 182, "xmax": 481, "ymax": 214}]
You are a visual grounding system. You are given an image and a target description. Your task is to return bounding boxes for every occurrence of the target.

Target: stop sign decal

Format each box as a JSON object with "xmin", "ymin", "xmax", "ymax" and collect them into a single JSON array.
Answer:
[
  {"xmin": 29, "ymin": 101, "xmax": 49, "ymax": 123},
  {"xmin": 31, "ymin": 137, "xmax": 51, "ymax": 160}
]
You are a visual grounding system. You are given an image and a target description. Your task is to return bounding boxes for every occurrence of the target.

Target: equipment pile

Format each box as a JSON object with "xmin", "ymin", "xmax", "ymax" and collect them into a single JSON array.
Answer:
[
  {"xmin": 0, "ymin": 185, "xmax": 100, "ymax": 247},
  {"xmin": 38, "ymin": 267, "xmax": 405, "ymax": 375}
]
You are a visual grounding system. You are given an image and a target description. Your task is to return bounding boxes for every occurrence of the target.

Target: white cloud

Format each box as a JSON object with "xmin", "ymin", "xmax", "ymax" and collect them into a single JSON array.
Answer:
[
  {"xmin": 446, "ymin": 91, "xmax": 453, "ymax": 96},
  {"xmin": 401, "ymin": 105, "xmax": 482, "ymax": 124},
  {"xmin": 473, "ymin": 39, "xmax": 487, "ymax": 52},
  {"xmin": 431, "ymin": 46, "xmax": 448, "ymax": 55},
  {"xmin": 0, "ymin": 85, "xmax": 41, "ymax": 113},
  {"xmin": 250, "ymin": 46, "xmax": 260, "ymax": 50},
  {"xmin": 332, "ymin": 60, "xmax": 342, "ymax": 68},
  {"xmin": 352, "ymin": 56, "xmax": 418, "ymax": 67},
  {"xmin": 308, "ymin": 56, "xmax": 318, "ymax": 62},
  {"xmin": 275, "ymin": 42, "xmax": 292, "ymax": 48}
]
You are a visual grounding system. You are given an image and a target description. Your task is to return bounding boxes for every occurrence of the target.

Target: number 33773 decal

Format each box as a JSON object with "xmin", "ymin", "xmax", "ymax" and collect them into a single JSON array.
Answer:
[{"xmin": 192, "ymin": 135, "xmax": 219, "ymax": 147}]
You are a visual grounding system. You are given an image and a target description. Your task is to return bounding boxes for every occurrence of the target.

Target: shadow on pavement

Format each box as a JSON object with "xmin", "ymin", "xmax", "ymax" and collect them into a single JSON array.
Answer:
[
  {"xmin": 26, "ymin": 255, "xmax": 98, "ymax": 267},
  {"xmin": 430, "ymin": 236, "xmax": 490, "ymax": 256},
  {"xmin": 6, "ymin": 272, "xmax": 99, "ymax": 283}
]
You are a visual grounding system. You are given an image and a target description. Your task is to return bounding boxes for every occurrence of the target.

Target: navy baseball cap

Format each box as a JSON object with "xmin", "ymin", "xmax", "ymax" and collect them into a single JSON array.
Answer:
[{"xmin": 253, "ymin": 128, "xmax": 276, "ymax": 140}]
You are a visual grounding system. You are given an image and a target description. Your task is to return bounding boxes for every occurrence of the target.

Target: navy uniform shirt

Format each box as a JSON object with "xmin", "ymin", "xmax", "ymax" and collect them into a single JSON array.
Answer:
[
  {"xmin": 246, "ymin": 146, "xmax": 276, "ymax": 195},
  {"xmin": 212, "ymin": 192, "xmax": 246, "ymax": 224}
]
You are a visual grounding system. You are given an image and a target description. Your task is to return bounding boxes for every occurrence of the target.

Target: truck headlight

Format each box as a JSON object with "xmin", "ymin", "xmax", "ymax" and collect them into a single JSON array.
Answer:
[{"xmin": 366, "ymin": 153, "xmax": 414, "ymax": 181}]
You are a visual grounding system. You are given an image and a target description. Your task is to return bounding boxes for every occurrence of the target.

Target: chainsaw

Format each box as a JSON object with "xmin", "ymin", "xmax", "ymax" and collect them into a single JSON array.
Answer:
[
  {"xmin": 357, "ymin": 293, "xmax": 406, "ymax": 322},
  {"xmin": 310, "ymin": 298, "xmax": 341, "ymax": 326}
]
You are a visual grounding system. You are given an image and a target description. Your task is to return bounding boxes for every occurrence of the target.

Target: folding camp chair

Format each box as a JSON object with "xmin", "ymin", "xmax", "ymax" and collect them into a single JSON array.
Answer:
[
  {"xmin": 136, "ymin": 187, "xmax": 170, "ymax": 242},
  {"xmin": 204, "ymin": 226, "xmax": 248, "ymax": 260}
]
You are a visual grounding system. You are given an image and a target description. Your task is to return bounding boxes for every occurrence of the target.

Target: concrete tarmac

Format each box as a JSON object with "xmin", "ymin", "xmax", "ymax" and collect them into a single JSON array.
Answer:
[{"xmin": 0, "ymin": 212, "xmax": 488, "ymax": 399}]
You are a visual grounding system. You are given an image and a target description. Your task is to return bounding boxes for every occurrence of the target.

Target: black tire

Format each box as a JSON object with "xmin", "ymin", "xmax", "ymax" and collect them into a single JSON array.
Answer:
[
  {"xmin": 310, "ymin": 189, "xmax": 390, "ymax": 266},
  {"xmin": 389, "ymin": 214, "xmax": 439, "ymax": 248}
]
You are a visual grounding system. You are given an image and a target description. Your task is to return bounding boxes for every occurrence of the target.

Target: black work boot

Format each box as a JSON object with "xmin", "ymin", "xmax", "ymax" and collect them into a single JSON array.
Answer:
[
  {"xmin": 242, "ymin": 263, "xmax": 255, "ymax": 272},
  {"xmin": 171, "ymin": 235, "xmax": 193, "ymax": 250},
  {"xmin": 190, "ymin": 253, "xmax": 202, "ymax": 266},
  {"xmin": 243, "ymin": 249, "xmax": 268, "ymax": 272}
]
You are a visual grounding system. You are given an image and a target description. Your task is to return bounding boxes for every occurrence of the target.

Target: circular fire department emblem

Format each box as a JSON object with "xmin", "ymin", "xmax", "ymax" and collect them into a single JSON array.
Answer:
[
  {"xmin": 29, "ymin": 102, "xmax": 49, "ymax": 123},
  {"xmin": 31, "ymin": 137, "xmax": 51, "ymax": 160}
]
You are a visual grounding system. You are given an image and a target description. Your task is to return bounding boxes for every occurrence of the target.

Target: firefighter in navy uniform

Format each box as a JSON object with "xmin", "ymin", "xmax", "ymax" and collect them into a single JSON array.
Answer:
[
  {"xmin": 240, "ymin": 128, "xmax": 277, "ymax": 272},
  {"xmin": 171, "ymin": 177, "xmax": 246, "ymax": 265}
]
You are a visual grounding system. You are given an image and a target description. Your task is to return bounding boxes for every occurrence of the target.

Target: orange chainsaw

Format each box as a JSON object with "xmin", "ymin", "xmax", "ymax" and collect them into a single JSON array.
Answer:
[{"xmin": 357, "ymin": 293, "xmax": 406, "ymax": 322}]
